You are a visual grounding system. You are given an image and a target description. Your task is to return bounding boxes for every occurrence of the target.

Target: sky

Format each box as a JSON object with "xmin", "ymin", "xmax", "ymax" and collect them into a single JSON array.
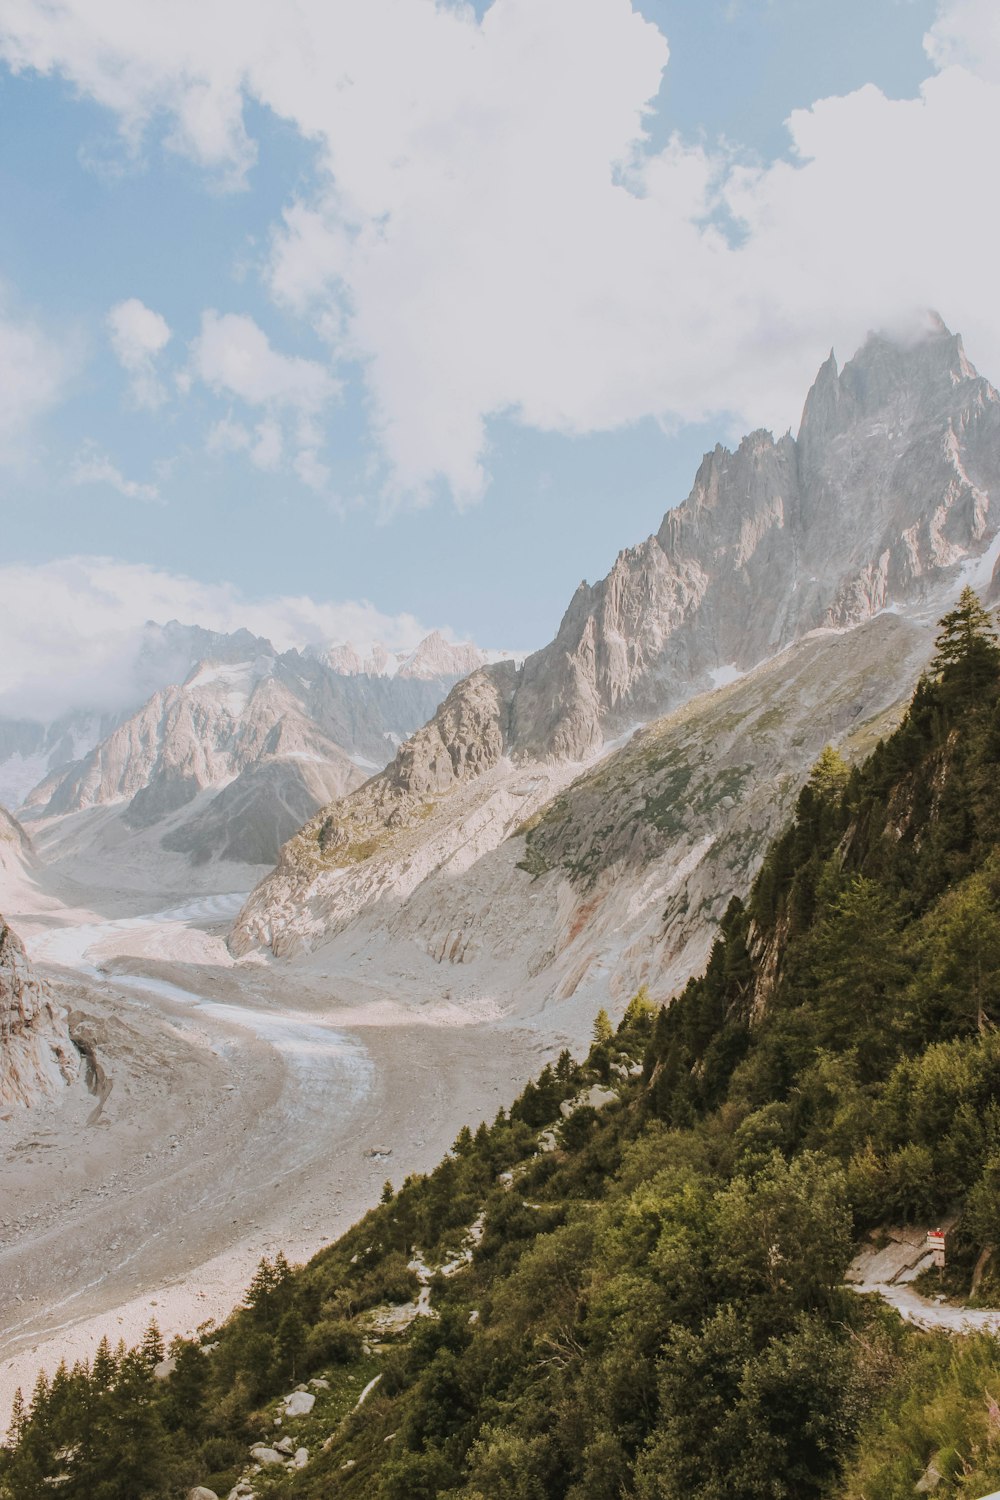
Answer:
[{"xmin": 0, "ymin": 0, "xmax": 997, "ymax": 717}]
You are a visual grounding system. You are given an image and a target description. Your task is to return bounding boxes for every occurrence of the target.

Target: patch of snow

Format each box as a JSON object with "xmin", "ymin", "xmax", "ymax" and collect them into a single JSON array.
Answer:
[
  {"xmin": 0, "ymin": 752, "xmax": 51, "ymax": 810},
  {"xmin": 185, "ymin": 661, "xmax": 261, "ymax": 716},
  {"xmin": 957, "ymin": 526, "xmax": 1000, "ymax": 592},
  {"xmin": 708, "ymin": 664, "xmax": 744, "ymax": 689}
]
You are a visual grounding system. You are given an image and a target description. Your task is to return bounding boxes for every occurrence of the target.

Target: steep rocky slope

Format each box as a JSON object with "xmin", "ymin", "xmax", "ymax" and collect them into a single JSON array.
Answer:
[
  {"xmin": 232, "ymin": 322, "xmax": 1000, "ymax": 1004},
  {"xmin": 0, "ymin": 914, "xmax": 75, "ymax": 1109},
  {"xmin": 231, "ymin": 613, "xmax": 932, "ymax": 1027},
  {"xmin": 0, "ymin": 805, "xmax": 34, "ymax": 889}
]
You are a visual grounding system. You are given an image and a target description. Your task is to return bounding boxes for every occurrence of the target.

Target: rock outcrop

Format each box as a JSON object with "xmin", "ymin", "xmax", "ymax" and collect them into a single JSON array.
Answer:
[{"xmin": 0, "ymin": 915, "xmax": 76, "ymax": 1108}]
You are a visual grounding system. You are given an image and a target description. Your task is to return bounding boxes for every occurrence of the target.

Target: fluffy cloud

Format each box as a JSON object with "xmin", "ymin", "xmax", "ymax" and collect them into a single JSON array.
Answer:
[
  {"xmin": 107, "ymin": 297, "xmax": 171, "ymax": 407},
  {"xmin": 192, "ymin": 312, "xmax": 336, "ymax": 484},
  {"xmin": 925, "ymin": 0, "xmax": 1000, "ymax": 81},
  {"xmin": 0, "ymin": 556, "xmax": 439, "ymax": 720},
  {"xmin": 206, "ymin": 414, "xmax": 284, "ymax": 471},
  {"xmin": 3, "ymin": 0, "xmax": 1000, "ymax": 503},
  {"xmin": 190, "ymin": 310, "xmax": 336, "ymax": 411},
  {"xmin": 71, "ymin": 443, "xmax": 160, "ymax": 502},
  {"xmin": 0, "ymin": 297, "xmax": 68, "ymax": 460}
]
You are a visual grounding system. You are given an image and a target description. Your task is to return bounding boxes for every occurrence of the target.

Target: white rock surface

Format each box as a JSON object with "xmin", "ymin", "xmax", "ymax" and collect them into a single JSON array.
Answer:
[
  {"xmin": 281, "ymin": 1389, "xmax": 315, "ymax": 1417},
  {"xmin": 249, "ymin": 1444, "xmax": 285, "ymax": 1467}
]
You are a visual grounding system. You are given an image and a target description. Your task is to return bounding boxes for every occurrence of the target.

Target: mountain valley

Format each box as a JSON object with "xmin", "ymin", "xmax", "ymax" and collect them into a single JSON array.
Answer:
[{"xmin": 5, "ymin": 323, "xmax": 1000, "ymax": 1497}]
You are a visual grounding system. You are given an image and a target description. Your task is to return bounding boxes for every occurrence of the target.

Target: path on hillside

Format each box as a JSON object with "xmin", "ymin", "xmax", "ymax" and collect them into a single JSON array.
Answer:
[{"xmin": 849, "ymin": 1227, "xmax": 1000, "ymax": 1333}]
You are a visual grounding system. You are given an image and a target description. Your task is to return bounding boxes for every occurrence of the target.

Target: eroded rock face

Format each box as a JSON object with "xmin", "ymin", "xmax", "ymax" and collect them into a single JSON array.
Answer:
[{"xmin": 0, "ymin": 916, "xmax": 76, "ymax": 1108}]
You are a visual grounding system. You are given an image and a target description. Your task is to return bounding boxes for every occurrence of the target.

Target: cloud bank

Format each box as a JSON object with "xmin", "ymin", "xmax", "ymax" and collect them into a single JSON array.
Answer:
[
  {"xmin": 1, "ymin": 0, "xmax": 999, "ymax": 504},
  {"xmin": 0, "ymin": 557, "xmax": 439, "ymax": 721}
]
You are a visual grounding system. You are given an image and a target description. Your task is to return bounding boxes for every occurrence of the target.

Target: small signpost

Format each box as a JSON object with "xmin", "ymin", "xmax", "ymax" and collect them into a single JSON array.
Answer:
[{"xmin": 927, "ymin": 1228, "xmax": 946, "ymax": 1268}]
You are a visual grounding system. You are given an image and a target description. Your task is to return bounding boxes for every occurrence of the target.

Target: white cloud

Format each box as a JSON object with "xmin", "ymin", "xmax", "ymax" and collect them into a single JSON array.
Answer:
[
  {"xmin": 925, "ymin": 0, "xmax": 1000, "ymax": 81},
  {"xmin": 71, "ymin": 443, "xmax": 161, "ymax": 502},
  {"xmin": 0, "ymin": 296, "xmax": 68, "ymax": 460},
  {"xmin": 190, "ymin": 310, "xmax": 336, "ymax": 410},
  {"xmin": 206, "ymin": 414, "xmax": 252, "ymax": 454},
  {"xmin": 294, "ymin": 445, "xmax": 329, "ymax": 492},
  {"xmin": 249, "ymin": 416, "xmax": 283, "ymax": 470},
  {"xmin": 3, "ymin": 0, "xmax": 1000, "ymax": 502},
  {"xmin": 0, "ymin": 555, "xmax": 440, "ymax": 720},
  {"xmin": 191, "ymin": 310, "xmax": 334, "ymax": 486},
  {"xmin": 107, "ymin": 297, "xmax": 171, "ymax": 407}
]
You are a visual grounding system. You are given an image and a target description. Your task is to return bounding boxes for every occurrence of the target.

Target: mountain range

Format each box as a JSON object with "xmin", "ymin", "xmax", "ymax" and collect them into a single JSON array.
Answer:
[
  {"xmin": 3, "ymin": 628, "xmax": 501, "ymax": 874},
  {"xmin": 230, "ymin": 319, "xmax": 1000, "ymax": 1028}
]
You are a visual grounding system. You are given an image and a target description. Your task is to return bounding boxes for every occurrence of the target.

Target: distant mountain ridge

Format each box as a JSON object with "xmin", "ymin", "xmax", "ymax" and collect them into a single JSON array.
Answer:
[
  {"xmin": 313, "ymin": 630, "xmax": 512, "ymax": 681},
  {"xmin": 11, "ymin": 627, "xmax": 505, "ymax": 870}
]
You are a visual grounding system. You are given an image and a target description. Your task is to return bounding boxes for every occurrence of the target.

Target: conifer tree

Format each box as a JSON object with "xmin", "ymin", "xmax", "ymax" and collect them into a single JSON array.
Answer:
[
  {"xmin": 140, "ymin": 1319, "xmax": 165, "ymax": 1368},
  {"xmin": 92, "ymin": 1335, "xmax": 116, "ymax": 1391},
  {"xmin": 624, "ymin": 987, "xmax": 655, "ymax": 1027},
  {"xmin": 932, "ymin": 586, "xmax": 1000, "ymax": 701},
  {"xmin": 592, "ymin": 1008, "xmax": 613, "ymax": 1044},
  {"xmin": 6, "ymin": 1387, "xmax": 24, "ymax": 1446}
]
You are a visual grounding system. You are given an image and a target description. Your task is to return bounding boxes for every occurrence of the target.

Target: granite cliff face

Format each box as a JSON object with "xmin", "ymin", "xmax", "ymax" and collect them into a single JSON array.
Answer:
[
  {"xmin": 231, "ymin": 324, "xmax": 1000, "ymax": 1011},
  {"xmin": 0, "ymin": 915, "xmax": 75, "ymax": 1109}
]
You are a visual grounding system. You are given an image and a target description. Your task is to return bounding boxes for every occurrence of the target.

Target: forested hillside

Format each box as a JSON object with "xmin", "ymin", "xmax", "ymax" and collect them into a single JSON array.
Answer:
[{"xmin": 7, "ymin": 589, "xmax": 1000, "ymax": 1500}]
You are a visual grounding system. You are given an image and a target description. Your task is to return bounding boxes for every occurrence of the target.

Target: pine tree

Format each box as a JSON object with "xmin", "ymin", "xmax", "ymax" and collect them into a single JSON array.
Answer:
[
  {"xmin": 808, "ymin": 744, "xmax": 850, "ymax": 796},
  {"xmin": 91, "ymin": 1336, "xmax": 117, "ymax": 1390},
  {"xmin": 276, "ymin": 1309, "xmax": 308, "ymax": 1381},
  {"xmin": 932, "ymin": 586, "xmax": 1000, "ymax": 702},
  {"xmin": 624, "ymin": 987, "xmax": 655, "ymax": 1027},
  {"xmin": 140, "ymin": 1318, "xmax": 165, "ymax": 1368},
  {"xmin": 592, "ymin": 1008, "xmax": 613, "ymax": 1044},
  {"xmin": 6, "ymin": 1387, "xmax": 25, "ymax": 1445}
]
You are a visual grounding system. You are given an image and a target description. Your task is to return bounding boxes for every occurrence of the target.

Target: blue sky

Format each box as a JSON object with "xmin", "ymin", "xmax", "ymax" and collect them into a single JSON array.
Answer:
[{"xmin": 0, "ymin": 0, "xmax": 995, "ymax": 712}]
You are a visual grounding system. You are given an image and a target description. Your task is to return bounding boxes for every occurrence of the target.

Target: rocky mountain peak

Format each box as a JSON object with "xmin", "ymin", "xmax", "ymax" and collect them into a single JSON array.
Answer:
[{"xmin": 274, "ymin": 322, "xmax": 1000, "ymax": 795}]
